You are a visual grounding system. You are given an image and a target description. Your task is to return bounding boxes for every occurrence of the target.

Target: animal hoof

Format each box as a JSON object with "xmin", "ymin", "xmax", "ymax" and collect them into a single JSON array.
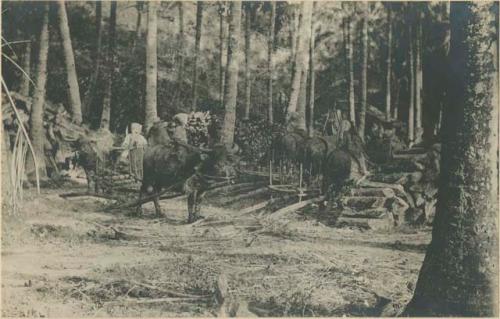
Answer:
[{"xmin": 188, "ymin": 215, "xmax": 205, "ymax": 224}]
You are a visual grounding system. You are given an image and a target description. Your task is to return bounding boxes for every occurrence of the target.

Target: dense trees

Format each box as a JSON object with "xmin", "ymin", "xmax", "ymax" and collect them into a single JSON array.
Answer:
[
  {"xmin": 2, "ymin": 2, "xmax": 499, "ymax": 315},
  {"xmin": 3, "ymin": 1, "xmax": 455, "ymax": 141},
  {"xmin": 404, "ymin": 2, "xmax": 498, "ymax": 315},
  {"xmin": 2, "ymin": 0, "xmax": 496, "ymax": 161}
]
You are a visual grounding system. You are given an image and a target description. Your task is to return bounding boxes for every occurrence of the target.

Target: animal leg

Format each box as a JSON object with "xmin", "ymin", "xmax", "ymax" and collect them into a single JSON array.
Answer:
[
  {"xmin": 136, "ymin": 185, "xmax": 145, "ymax": 215},
  {"xmin": 187, "ymin": 191, "xmax": 196, "ymax": 223},
  {"xmin": 153, "ymin": 194, "xmax": 163, "ymax": 217}
]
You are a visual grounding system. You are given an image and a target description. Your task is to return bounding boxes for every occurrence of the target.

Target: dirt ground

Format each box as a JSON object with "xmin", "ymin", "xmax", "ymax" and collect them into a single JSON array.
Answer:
[{"xmin": 2, "ymin": 184, "xmax": 431, "ymax": 317}]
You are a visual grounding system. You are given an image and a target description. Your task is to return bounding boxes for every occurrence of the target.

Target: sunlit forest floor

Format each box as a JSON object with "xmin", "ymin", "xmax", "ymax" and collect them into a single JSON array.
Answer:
[{"xmin": 2, "ymin": 184, "xmax": 431, "ymax": 317}]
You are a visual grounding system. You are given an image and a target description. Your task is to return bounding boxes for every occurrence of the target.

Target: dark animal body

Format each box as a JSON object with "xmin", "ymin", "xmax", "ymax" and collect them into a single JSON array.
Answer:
[{"xmin": 140, "ymin": 121, "xmax": 235, "ymax": 222}]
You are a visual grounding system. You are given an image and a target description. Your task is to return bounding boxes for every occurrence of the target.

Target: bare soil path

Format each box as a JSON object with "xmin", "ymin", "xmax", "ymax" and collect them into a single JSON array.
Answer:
[{"xmin": 2, "ymin": 187, "xmax": 430, "ymax": 317}]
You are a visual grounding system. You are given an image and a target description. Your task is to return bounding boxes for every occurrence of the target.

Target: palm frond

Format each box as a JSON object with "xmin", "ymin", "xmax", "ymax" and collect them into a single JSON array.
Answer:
[
  {"xmin": 2, "ymin": 52, "xmax": 36, "ymax": 88},
  {"xmin": 2, "ymin": 78, "xmax": 40, "ymax": 194}
]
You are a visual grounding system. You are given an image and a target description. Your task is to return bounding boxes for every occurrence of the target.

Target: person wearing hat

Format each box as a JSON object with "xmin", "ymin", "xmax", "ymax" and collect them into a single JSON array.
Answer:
[
  {"xmin": 121, "ymin": 122, "xmax": 148, "ymax": 180},
  {"xmin": 169, "ymin": 113, "xmax": 189, "ymax": 143}
]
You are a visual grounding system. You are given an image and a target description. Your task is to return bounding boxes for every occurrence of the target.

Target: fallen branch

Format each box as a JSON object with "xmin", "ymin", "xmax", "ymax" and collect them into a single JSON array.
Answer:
[
  {"xmin": 104, "ymin": 296, "xmax": 209, "ymax": 307},
  {"xmin": 59, "ymin": 192, "xmax": 118, "ymax": 201},
  {"xmin": 131, "ymin": 280, "xmax": 211, "ymax": 299}
]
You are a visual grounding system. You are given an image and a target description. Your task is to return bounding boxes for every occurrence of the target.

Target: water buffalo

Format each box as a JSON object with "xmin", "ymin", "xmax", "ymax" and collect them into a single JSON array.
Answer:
[{"xmin": 139, "ymin": 122, "xmax": 236, "ymax": 223}]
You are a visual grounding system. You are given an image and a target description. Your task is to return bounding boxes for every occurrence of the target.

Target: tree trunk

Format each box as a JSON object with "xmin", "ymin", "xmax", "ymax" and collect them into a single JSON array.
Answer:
[
  {"xmin": 385, "ymin": 6, "xmax": 392, "ymax": 120},
  {"xmin": 244, "ymin": 6, "xmax": 251, "ymax": 119},
  {"xmin": 28, "ymin": 3, "xmax": 50, "ymax": 178},
  {"xmin": 347, "ymin": 15, "xmax": 356, "ymax": 126},
  {"xmin": 177, "ymin": 2, "xmax": 184, "ymax": 88},
  {"xmin": 132, "ymin": 1, "xmax": 143, "ymax": 51},
  {"xmin": 307, "ymin": 14, "xmax": 316, "ymax": 137},
  {"xmin": 297, "ymin": 62, "xmax": 308, "ymax": 130},
  {"xmin": 57, "ymin": 0, "xmax": 82, "ymax": 124},
  {"xmin": 404, "ymin": 3, "xmax": 498, "ymax": 316},
  {"xmin": 20, "ymin": 41, "xmax": 31, "ymax": 98},
  {"xmin": 290, "ymin": 5, "xmax": 299, "ymax": 66},
  {"xmin": 267, "ymin": 1, "xmax": 275, "ymax": 124},
  {"xmin": 100, "ymin": 1, "xmax": 117, "ymax": 130},
  {"xmin": 144, "ymin": 1, "xmax": 158, "ymax": 131},
  {"xmin": 218, "ymin": 3, "xmax": 227, "ymax": 109},
  {"xmin": 308, "ymin": 16, "xmax": 315, "ymax": 137},
  {"xmin": 220, "ymin": 1, "xmax": 242, "ymax": 148},
  {"xmin": 286, "ymin": 1, "xmax": 313, "ymax": 119},
  {"xmin": 415, "ymin": 11, "xmax": 423, "ymax": 143},
  {"xmin": 358, "ymin": 1, "xmax": 368, "ymax": 141},
  {"xmin": 408, "ymin": 25, "xmax": 415, "ymax": 146},
  {"xmin": 82, "ymin": 1, "xmax": 102, "ymax": 121},
  {"xmin": 192, "ymin": 2, "xmax": 204, "ymax": 111}
]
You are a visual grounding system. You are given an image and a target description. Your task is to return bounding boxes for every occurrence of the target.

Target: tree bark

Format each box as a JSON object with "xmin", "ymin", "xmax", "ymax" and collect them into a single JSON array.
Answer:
[
  {"xmin": 404, "ymin": 2, "xmax": 499, "ymax": 316},
  {"xmin": 218, "ymin": 3, "xmax": 227, "ymax": 109},
  {"xmin": 100, "ymin": 1, "xmax": 117, "ymax": 130},
  {"xmin": 347, "ymin": 15, "xmax": 356, "ymax": 126},
  {"xmin": 82, "ymin": 1, "xmax": 102, "ymax": 122},
  {"xmin": 244, "ymin": 5, "xmax": 251, "ymax": 119},
  {"xmin": 267, "ymin": 1, "xmax": 275, "ymax": 124},
  {"xmin": 192, "ymin": 2, "xmax": 204, "ymax": 111},
  {"xmin": 308, "ymin": 14, "xmax": 315, "ymax": 137},
  {"xmin": 177, "ymin": 2, "xmax": 184, "ymax": 88},
  {"xmin": 408, "ymin": 25, "xmax": 415, "ymax": 146},
  {"xmin": 144, "ymin": 1, "xmax": 158, "ymax": 131},
  {"xmin": 415, "ymin": 10, "xmax": 423, "ymax": 143},
  {"xmin": 358, "ymin": 1, "xmax": 368, "ymax": 141},
  {"xmin": 297, "ymin": 62, "xmax": 308, "ymax": 130},
  {"xmin": 286, "ymin": 1, "xmax": 313, "ymax": 120},
  {"xmin": 57, "ymin": 0, "xmax": 82, "ymax": 124},
  {"xmin": 29, "ymin": 3, "xmax": 50, "ymax": 178},
  {"xmin": 20, "ymin": 41, "xmax": 31, "ymax": 98},
  {"xmin": 385, "ymin": 6, "xmax": 392, "ymax": 121},
  {"xmin": 132, "ymin": 1, "xmax": 143, "ymax": 51},
  {"xmin": 290, "ymin": 5, "xmax": 299, "ymax": 67},
  {"xmin": 220, "ymin": 1, "xmax": 242, "ymax": 148}
]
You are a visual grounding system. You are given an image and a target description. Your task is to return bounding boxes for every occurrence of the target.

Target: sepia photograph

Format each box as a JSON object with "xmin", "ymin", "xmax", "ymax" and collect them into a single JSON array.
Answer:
[{"xmin": 1, "ymin": 0, "xmax": 498, "ymax": 317}]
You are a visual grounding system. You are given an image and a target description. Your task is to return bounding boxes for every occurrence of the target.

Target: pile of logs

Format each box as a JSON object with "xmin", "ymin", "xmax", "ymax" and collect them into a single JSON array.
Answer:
[{"xmin": 335, "ymin": 145, "xmax": 440, "ymax": 230}]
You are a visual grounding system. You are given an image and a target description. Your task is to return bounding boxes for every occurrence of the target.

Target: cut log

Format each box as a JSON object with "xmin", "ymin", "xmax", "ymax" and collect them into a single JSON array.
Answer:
[
  {"xmin": 268, "ymin": 196, "xmax": 325, "ymax": 220},
  {"xmin": 392, "ymin": 153, "xmax": 428, "ymax": 161},
  {"xmin": 342, "ymin": 196, "xmax": 387, "ymax": 210},
  {"xmin": 371, "ymin": 172, "xmax": 423, "ymax": 185},
  {"xmin": 341, "ymin": 207, "xmax": 389, "ymax": 218},
  {"xmin": 393, "ymin": 146, "xmax": 426, "ymax": 155},
  {"xmin": 358, "ymin": 180, "xmax": 415, "ymax": 208},
  {"xmin": 337, "ymin": 215, "xmax": 394, "ymax": 231},
  {"xmin": 205, "ymin": 182, "xmax": 263, "ymax": 197},
  {"xmin": 220, "ymin": 187, "xmax": 269, "ymax": 205},
  {"xmin": 349, "ymin": 187, "xmax": 395, "ymax": 198},
  {"xmin": 239, "ymin": 200, "xmax": 271, "ymax": 215}
]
